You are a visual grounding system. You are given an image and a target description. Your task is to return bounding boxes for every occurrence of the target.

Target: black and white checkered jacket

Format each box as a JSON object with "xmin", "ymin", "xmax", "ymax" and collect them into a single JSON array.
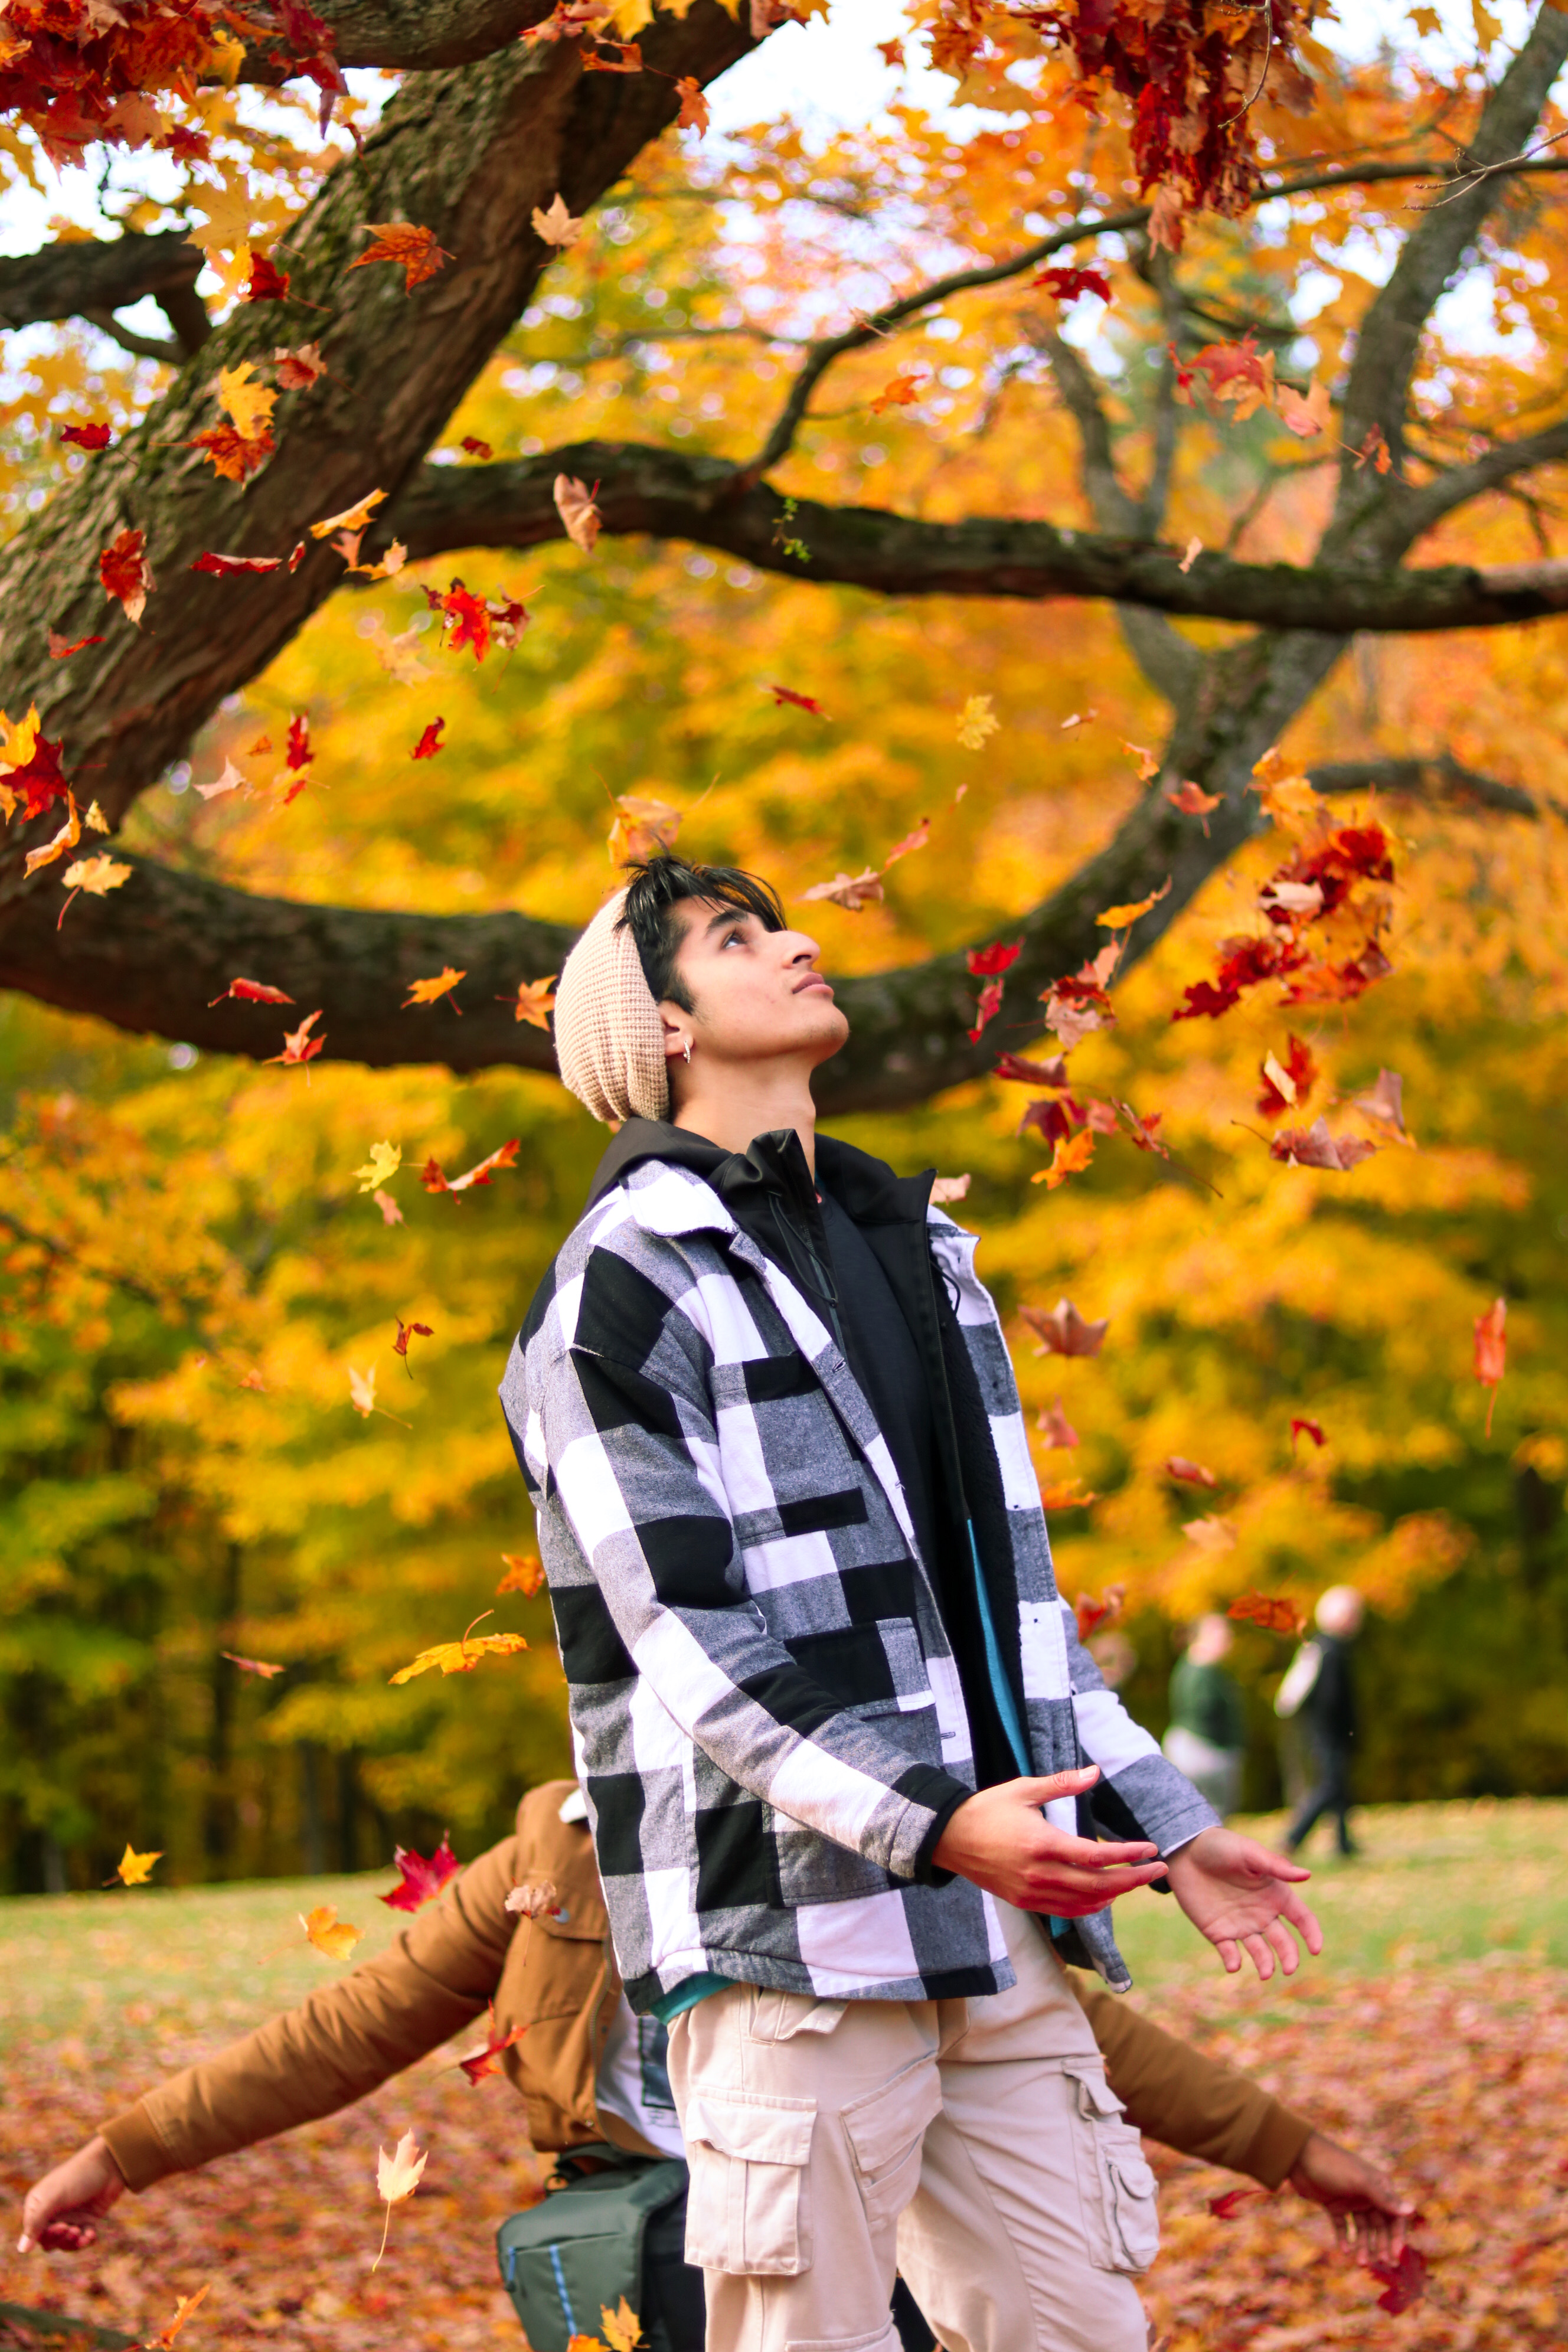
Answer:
[{"xmin": 499, "ymin": 1147, "xmax": 1216, "ymax": 2014}]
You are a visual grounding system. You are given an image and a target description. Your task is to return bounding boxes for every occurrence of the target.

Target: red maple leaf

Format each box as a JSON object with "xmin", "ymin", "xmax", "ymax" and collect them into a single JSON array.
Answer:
[
  {"xmin": 455, "ymin": 2002, "xmax": 530, "ymax": 2086},
  {"xmin": 378, "ymin": 1833, "xmax": 460, "ymax": 1914},
  {"xmin": 1368, "ymin": 2245, "xmax": 1427, "ymax": 2315},
  {"xmin": 966, "ymin": 940, "xmax": 1023, "ymax": 978},
  {"xmin": 1290, "ymin": 1417, "xmax": 1326, "ymax": 1450},
  {"xmin": 60, "ymin": 422, "xmax": 112, "ymax": 450},
  {"xmin": 421, "ymin": 1139, "xmax": 521, "ymax": 1194},
  {"xmin": 393, "ymin": 1315, "xmax": 434, "ymax": 1370},
  {"xmin": 1031, "ymin": 264, "xmax": 1112, "ymax": 303},
  {"xmin": 1174, "ymin": 934, "xmax": 1305, "ymax": 1022},
  {"xmin": 2, "ymin": 729, "xmax": 70, "ymax": 819},
  {"xmin": 427, "ymin": 580, "xmax": 492, "ymax": 661},
  {"xmin": 994, "ymin": 1050, "xmax": 1068, "ymax": 1087},
  {"xmin": 411, "ymin": 718, "xmax": 446, "ymax": 760},
  {"xmin": 190, "ymin": 551, "xmax": 285, "ymax": 577},
  {"xmin": 460, "ymin": 435, "xmax": 493, "ymax": 459},
  {"xmin": 968, "ymin": 978, "xmax": 1005, "ymax": 1045},
  {"xmin": 1257, "ymin": 1033, "xmax": 1317, "ymax": 1119},
  {"xmin": 767, "ymin": 683, "xmax": 830, "ymax": 718},
  {"xmin": 208, "ymin": 978, "xmax": 296, "ymax": 1007},
  {"xmin": 243, "ymin": 251, "xmax": 292, "ymax": 302},
  {"xmin": 285, "ymin": 714, "xmax": 312, "ymax": 772},
  {"xmin": 184, "ymin": 424, "xmax": 276, "ymax": 482}
]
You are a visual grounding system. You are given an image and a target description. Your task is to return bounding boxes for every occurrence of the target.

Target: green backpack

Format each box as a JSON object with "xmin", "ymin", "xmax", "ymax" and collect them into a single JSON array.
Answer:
[{"xmin": 496, "ymin": 2145, "xmax": 689, "ymax": 2352}]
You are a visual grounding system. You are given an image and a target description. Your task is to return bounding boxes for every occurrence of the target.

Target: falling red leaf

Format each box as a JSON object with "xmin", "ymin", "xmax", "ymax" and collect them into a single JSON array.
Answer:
[
  {"xmin": 99, "ymin": 527, "xmax": 153, "ymax": 625},
  {"xmin": 767, "ymin": 682, "xmax": 830, "ymax": 718},
  {"xmin": 379, "ymin": 1833, "xmax": 460, "ymax": 1914},
  {"xmin": 1474, "ymin": 1297, "xmax": 1507, "ymax": 1437},
  {"xmin": 1228, "ymin": 1592, "xmax": 1307, "ymax": 1636},
  {"xmin": 422, "ymin": 1138, "xmax": 521, "ymax": 1194},
  {"xmin": 61, "ymin": 421, "xmax": 113, "ymax": 450},
  {"xmin": 274, "ymin": 342, "xmax": 327, "ymax": 390},
  {"xmin": 967, "ymin": 940, "xmax": 1023, "ymax": 979},
  {"xmin": 882, "ymin": 817, "xmax": 931, "ymax": 867},
  {"xmin": 184, "ymin": 423, "xmax": 276, "ymax": 482},
  {"xmin": 1165, "ymin": 1457, "xmax": 1217, "ymax": 1487},
  {"xmin": 1257, "ymin": 1034, "xmax": 1317, "ymax": 1120},
  {"xmin": 1018, "ymin": 1096, "xmax": 1078, "ymax": 1149},
  {"xmin": 1356, "ymin": 423, "xmax": 1393, "ymax": 475},
  {"xmin": 675, "ymin": 74, "xmax": 710, "ymax": 132},
  {"xmin": 1165, "ymin": 780, "xmax": 1221, "ymax": 834},
  {"xmin": 208, "ymin": 978, "xmax": 296, "ymax": 1007},
  {"xmin": 243, "ymin": 251, "xmax": 292, "ymax": 302},
  {"xmin": 285, "ymin": 714, "xmax": 312, "ymax": 772},
  {"xmin": 265, "ymin": 1008, "xmax": 325, "ymax": 1067},
  {"xmin": 1018, "ymin": 1298, "xmax": 1108, "ymax": 1357},
  {"xmin": 454, "ymin": 2003, "xmax": 530, "ymax": 2086},
  {"xmin": 351, "ymin": 221, "xmax": 452, "ymax": 291},
  {"xmin": 190, "ymin": 551, "xmax": 285, "ymax": 577},
  {"xmin": 1368, "ymin": 2245, "xmax": 1427, "ymax": 2314},
  {"xmin": 1074, "ymin": 1585, "xmax": 1125, "ymax": 1639},
  {"xmin": 0, "ymin": 725, "xmax": 70, "ymax": 819},
  {"xmin": 1208, "ymin": 2187, "xmax": 1270, "ymax": 2220},
  {"xmin": 1031, "ymin": 264, "xmax": 1112, "ymax": 303},
  {"xmin": 968, "ymin": 978, "xmax": 1005, "ymax": 1046},
  {"xmin": 994, "ymin": 1051, "xmax": 1069, "ymax": 1087},
  {"xmin": 1174, "ymin": 933, "xmax": 1304, "ymax": 1023},
  {"xmin": 393, "ymin": 1315, "xmax": 434, "ymax": 1369},
  {"xmin": 47, "ymin": 629, "xmax": 105, "ymax": 659},
  {"xmin": 460, "ymin": 435, "xmax": 493, "ymax": 459},
  {"xmin": 411, "ymin": 718, "xmax": 446, "ymax": 760},
  {"xmin": 1290, "ymin": 1417, "xmax": 1327, "ymax": 1451},
  {"xmin": 1037, "ymin": 1397, "xmax": 1079, "ymax": 1448},
  {"xmin": 426, "ymin": 580, "xmax": 491, "ymax": 661},
  {"xmin": 1269, "ymin": 1117, "xmax": 1377, "ymax": 1173},
  {"xmin": 221, "ymin": 1651, "xmax": 286, "ymax": 1678}
]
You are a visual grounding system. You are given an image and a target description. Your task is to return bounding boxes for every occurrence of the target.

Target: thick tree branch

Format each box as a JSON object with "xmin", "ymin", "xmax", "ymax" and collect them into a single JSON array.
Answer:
[
  {"xmin": 0, "ymin": 1, "xmax": 758, "ymax": 896},
  {"xmin": 381, "ymin": 440, "xmax": 1568, "ymax": 631},
  {"xmin": 1308, "ymin": 753, "xmax": 1540, "ymax": 817},
  {"xmin": 0, "ymin": 230, "xmax": 202, "ymax": 334},
  {"xmin": 243, "ymin": 0, "xmax": 555, "ymax": 74}
]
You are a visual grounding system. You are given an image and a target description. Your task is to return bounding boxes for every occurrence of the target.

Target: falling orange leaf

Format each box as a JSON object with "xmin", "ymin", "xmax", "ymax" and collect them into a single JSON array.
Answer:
[
  {"xmin": 111, "ymin": 1843, "xmax": 162, "ymax": 1886},
  {"xmin": 1074, "ymin": 1585, "xmax": 1125, "ymax": 1638},
  {"xmin": 675, "ymin": 75, "xmax": 710, "ymax": 132},
  {"xmin": 221, "ymin": 1651, "xmax": 286, "ymax": 1678},
  {"xmin": 300, "ymin": 1902, "xmax": 364, "ymax": 1960},
  {"xmin": 452, "ymin": 2003, "xmax": 530, "ymax": 2085},
  {"xmin": 532, "ymin": 193, "xmax": 584, "ymax": 247},
  {"xmin": 1032, "ymin": 1128, "xmax": 1095, "ymax": 1188},
  {"xmin": 609, "ymin": 793, "xmax": 681, "ymax": 864},
  {"xmin": 504, "ymin": 975, "xmax": 558, "ymax": 1031},
  {"xmin": 1018, "ymin": 1298, "xmax": 1109, "ymax": 1357},
  {"xmin": 498, "ymin": 1552, "xmax": 546, "ymax": 1597},
  {"xmin": 1228, "ymin": 1590, "xmax": 1306, "ymax": 1635},
  {"xmin": 403, "ymin": 966, "xmax": 465, "ymax": 1012},
  {"xmin": 265, "ymin": 1008, "xmax": 325, "ymax": 1067},
  {"xmin": 870, "ymin": 372, "xmax": 926, "ymax": 413},
  {"xmin": 309, "ymin": 488, "xmax": 388, "ymax": 541},
  {"xmin": 99, "ymin": 527, "xmax": 153, "ymax": 625},
  {"xmin": 351, "ymin": 221, "xmax": 452, "ymax": 290},
  {"xmin": 1474, "ymin": 1297, "xmax": 1507, "ymax": 1436},
  {"xmin": 1041, "ymin": 1477, "xmax": 1098, "ymax": 1510},
  {"xmin": 390, "ymin": 1614, "xmax": 530, "ymax": 1684},
  {"xmin": 422, "ymin": 1138, "xmax": 521, "ymax": 1194},
  {"xmin": 145, "ymin": 2285, "xmax": 209, "ymax": 2351},
  {"xmin": 1096, "ymin": 877, "xmax": 1171, "ymax": 929}
]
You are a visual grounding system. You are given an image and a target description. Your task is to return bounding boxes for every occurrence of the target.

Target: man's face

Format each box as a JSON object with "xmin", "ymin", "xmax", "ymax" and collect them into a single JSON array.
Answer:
[{"xmin": 663, "ymin": 900, "xmax": 849, "ymax": 1069}]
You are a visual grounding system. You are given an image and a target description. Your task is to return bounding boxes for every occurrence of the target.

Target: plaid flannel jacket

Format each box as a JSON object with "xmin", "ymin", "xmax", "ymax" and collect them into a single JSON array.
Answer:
[{"xmin": 499, "ymin": 1152, "xmax": 1216, "ymax": 2013}]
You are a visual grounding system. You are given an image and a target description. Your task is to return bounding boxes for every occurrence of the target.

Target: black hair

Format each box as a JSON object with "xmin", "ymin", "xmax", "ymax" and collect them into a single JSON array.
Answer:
[{"xmin": 618, "ymin": 854, "xmax": 785, "ymax": 1012}]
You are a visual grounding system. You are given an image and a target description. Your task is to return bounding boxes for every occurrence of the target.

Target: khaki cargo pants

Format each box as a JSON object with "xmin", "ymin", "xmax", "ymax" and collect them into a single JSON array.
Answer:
[{"xmin": 666, "ymin": 1901, "xmax": 1158, "ymax": 2352}]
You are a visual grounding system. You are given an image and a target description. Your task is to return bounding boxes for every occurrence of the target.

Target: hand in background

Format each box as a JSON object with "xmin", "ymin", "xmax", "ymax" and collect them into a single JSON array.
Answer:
[
  {"xmin": 18, "ymin": 2135, "xmax": 126, "ymax": 2253},
  {"xmin": 1288, "ymin": 2129, "xmax": 1415, "ymax": 2264},
  {"xmin": 932, "ymin": 1765, "xmax": 1168, "ymax": 1915},
  {"xmin": 1164, "ymin": 1827, "xmax": 1323, "ymax": 1978}
]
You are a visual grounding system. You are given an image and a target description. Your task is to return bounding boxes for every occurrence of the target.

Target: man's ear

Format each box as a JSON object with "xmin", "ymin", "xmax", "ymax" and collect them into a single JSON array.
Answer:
[{"xmin": 658, "ymin": 1004, "xmax": 690, "ymax": 1066}]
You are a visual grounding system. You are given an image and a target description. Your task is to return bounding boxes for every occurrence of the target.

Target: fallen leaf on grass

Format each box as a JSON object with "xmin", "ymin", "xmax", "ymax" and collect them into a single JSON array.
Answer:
[
  {"xmin": 300, "ymin": 1903, "xmax": 363, "ymax": 1959},
  {"xmin": 352, "ymin": 222, "xmax": 451, "ymax": 289},
  {"xmin": 403, "ymin": 966, "xmax": 465, "ymax": 1011},
  {"xmin": 422, "ymin": 1138, "xmax": 521, "ymax": 1194},
  {"xmin": 497, "ymin": 1552, "xmax": 545, "ymax": 1597},
  {"xmin": 373, "ymin": 2128, "xmax": 427, "ymax": 2271},
  {"xmin": 554, "ymin": 473, "xmax": 602, "ymax": 554},
  {"xmin": 221, "ymin": 1652, "xmax": 285, "ymax": 1678},
  {"xmin": 112, "ymin": 1843, "xmax": 162, "ymax": 1886},
  {"xmin": 1018, "ymin": 1298, "xmax": 1108, "ymax": 1357},
  {"xmin": 1474, "ymin": 1297, "xmax": 1507, "ymax": 1437},
  {"xmin": 380, "ymin": 1834, "xmax": 460, "ymax": 1913},
  {"xmin": 453, "ymin": 2003, "xmax": 530, "ymax": 2085},
  {"xmin": 1228, "ymin": 1589, "xmax": 1306, "ymax": 1634}
]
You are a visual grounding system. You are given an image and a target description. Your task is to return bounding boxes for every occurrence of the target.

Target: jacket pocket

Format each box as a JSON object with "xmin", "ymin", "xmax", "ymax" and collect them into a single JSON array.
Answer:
[
  {"xmin": 684, "ymin": 2092, "xmax": 817, "ymax": 2276},
  {"xmin": 841, "ymin": 2057, "xmax": 943, "ymax": 2237},
  {"xmin": 1063, "ymin": 2062, "xmax": 1160, "ymax": 2276}
]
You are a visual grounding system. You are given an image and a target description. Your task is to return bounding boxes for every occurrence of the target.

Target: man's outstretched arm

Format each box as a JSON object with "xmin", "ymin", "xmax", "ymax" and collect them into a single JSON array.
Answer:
[{"xmin": 18, "ymin": 1833, "xmax": 520, "ymax": 2253}]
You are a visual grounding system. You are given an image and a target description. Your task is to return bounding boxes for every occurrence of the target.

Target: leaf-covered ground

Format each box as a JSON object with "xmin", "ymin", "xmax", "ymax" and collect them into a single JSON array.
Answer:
[{"xmin": 1, "ymin": 1804, "xmax": 1565, "ymax": 2351}]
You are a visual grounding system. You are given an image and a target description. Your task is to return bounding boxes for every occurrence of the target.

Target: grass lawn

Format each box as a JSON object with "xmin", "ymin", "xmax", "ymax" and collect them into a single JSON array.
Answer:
[{"xmin": 1, "ymin": 1798, "xmax": 1565, "ymax": 2352}]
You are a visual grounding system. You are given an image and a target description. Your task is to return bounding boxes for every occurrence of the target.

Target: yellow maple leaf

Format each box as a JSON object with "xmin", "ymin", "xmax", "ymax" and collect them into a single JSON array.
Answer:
[
  {"xmin": 497, "ymin": 1551, "xmax": 546, "ymax": 1597},
  {"xmin": 1096, "ymin": 877, "xmax": 1171, "ymax": 929},
  {"xmin": 532, "ymin": 193, "xmax": 585, "ymax": 249},
  {"xmin": 83, "ymin": 798, "xmax": 110, "ymax": 832},
  {"xmin": 600, "ymin": 2299, "xmax": 642, "ymax": 2352},
  {"xmin": 403, "ymin": 966, "xmax": 465, "ymax": 1010},
  {"xmin": 390, "ymin": 1627, "xmax": 530, "ymax": 1685},
  {"xmin": 188, "ymin": 175, "xmax": 253, "ymax": 252},
  {"xmin": 113, "ymin": 1842, "xmax": 162, "ymax": 1886},
  {"xmin": 299, "ymin": 1902, "xmax": 364, "ymax": 1959},
  {"xmin": 0, "ymin": 703, "xmax": 41, "ymax": 770},
  {"xmin": 1031, "ymin": 1129, "xmax": 1096, "ymax": 1189},
  {"xmin": 62, "ymin": 854, "xmax": 132, "ymax": 896},
  {"xmin": 508, "ymin": 975, "xmax": 558, "ymax": 1031},
  {"xmin": 353, "ymin": 1139, "xmax": 402, "ymax": 1193},
  {"xmin": 309, "ymin": 488, "xmax": 388, "ymax": 541},
  {"xmin": 956, "ymin": 693, "xmax": 999, "ymax": 751},
  {"xmin": 216, "ymin": 361, "xmax": 277, "ymax": 441},
  {"xmin": 1249, "ymin": 748, "xmax": 1322, "ymax": 831}
]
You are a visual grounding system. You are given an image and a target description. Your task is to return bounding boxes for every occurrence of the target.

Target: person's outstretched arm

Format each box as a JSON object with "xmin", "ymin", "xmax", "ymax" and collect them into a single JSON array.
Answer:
[
  {"xmin": 18, "ymin": 1831, "xmax": 521, "ymax": 2255},
  {"xmin": 1073, "ymin": 1974, "xmax": 1413, "ymax": 2262}
]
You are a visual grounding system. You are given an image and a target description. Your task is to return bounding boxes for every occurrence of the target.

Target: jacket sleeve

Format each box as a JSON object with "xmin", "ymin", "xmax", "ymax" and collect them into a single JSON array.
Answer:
[
  {"xmin": 1073, "ymin": 1974, "xmax": 1314, "ymax": 2188},
  {"xmin": 530, "ymin": 1270, "xmax": 975, "ymax": 1883},
  {"xmin": 99, "ymin": 1835, "xmax": 521, "ymax": 2191}
]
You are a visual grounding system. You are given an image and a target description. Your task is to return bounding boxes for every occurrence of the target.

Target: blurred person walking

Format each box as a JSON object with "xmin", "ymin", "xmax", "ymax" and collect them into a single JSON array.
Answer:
[
  {"xmin": 1162, "ymin": 1615, "xmax": 1247, "ymax": 1819},
  {"xmin": 1279, "ymin": 1587, "xmax": 1364, "ymax": 1858}
]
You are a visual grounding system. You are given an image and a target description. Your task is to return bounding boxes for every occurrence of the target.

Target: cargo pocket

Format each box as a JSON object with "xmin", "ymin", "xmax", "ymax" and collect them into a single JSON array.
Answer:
[
  {"xmin": 684, "ymin": 2092, "xmax": 817, "ymax": 2276},
  {"xmin": 1063, "ymin": 2062, "xmax": 1161, "ymax": 2277},
  {"xmin": 841, "ymin": 2058, "xmax": 943, "ymax": 2237}
]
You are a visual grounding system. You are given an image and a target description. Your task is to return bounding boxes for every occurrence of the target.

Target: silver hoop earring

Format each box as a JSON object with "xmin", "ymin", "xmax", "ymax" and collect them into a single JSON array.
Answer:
[{"xmin": 682, "ymin": 1039, "xmax": 692, "ymax": 1064}]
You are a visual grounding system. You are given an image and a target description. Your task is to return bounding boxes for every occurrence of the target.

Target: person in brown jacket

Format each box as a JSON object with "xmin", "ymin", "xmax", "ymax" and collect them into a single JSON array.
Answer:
[{"xmin": 19, "ymin": 1781, "xmax": 1409, "ymax": 2343}]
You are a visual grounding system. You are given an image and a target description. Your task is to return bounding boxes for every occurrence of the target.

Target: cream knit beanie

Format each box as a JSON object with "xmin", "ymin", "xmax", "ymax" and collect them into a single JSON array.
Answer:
[{"xmin": 553, "ymin": 887, "xmax": 671, "ymax": 1125}]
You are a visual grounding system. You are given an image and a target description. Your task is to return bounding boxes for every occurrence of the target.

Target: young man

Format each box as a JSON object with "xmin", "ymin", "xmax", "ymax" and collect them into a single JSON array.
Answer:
[
  {"xmin": 19, "ymin": 1780, "xmax": 1410, "ymax": 2350},
  {"xmin": 502, "ymin": 857, "xmax": 1324, "ymax": 2352}
]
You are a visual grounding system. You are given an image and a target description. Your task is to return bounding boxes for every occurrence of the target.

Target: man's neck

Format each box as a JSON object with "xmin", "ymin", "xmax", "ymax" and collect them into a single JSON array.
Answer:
[{"xmin": 671, "ymin": 1067, "xmax": 819, "ymax": 1174}]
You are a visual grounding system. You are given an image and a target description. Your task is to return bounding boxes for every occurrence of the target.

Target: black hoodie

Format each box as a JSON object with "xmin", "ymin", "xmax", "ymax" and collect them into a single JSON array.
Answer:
[{"xmin": 584, "ymin": 1118, "xmax": 1024, "ymax": 1794}]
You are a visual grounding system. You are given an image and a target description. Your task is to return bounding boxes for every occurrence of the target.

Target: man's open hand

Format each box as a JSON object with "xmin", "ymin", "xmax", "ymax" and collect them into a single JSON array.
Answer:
[
  {"xmin": 1288, "ymin": 2129, "xmax": 1415, "ymax": 2264},
  {"xmin": 1164, "ymin": 1827, "xmax": 1323, "ymax": 1979},
  {"xmin": 932, "ymin": 1767, "xmax": 1168, "ymax": 1915},
  {"xmin": 18, "ymin": 2135, "xmax": 126, "ymax": 2254}
]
